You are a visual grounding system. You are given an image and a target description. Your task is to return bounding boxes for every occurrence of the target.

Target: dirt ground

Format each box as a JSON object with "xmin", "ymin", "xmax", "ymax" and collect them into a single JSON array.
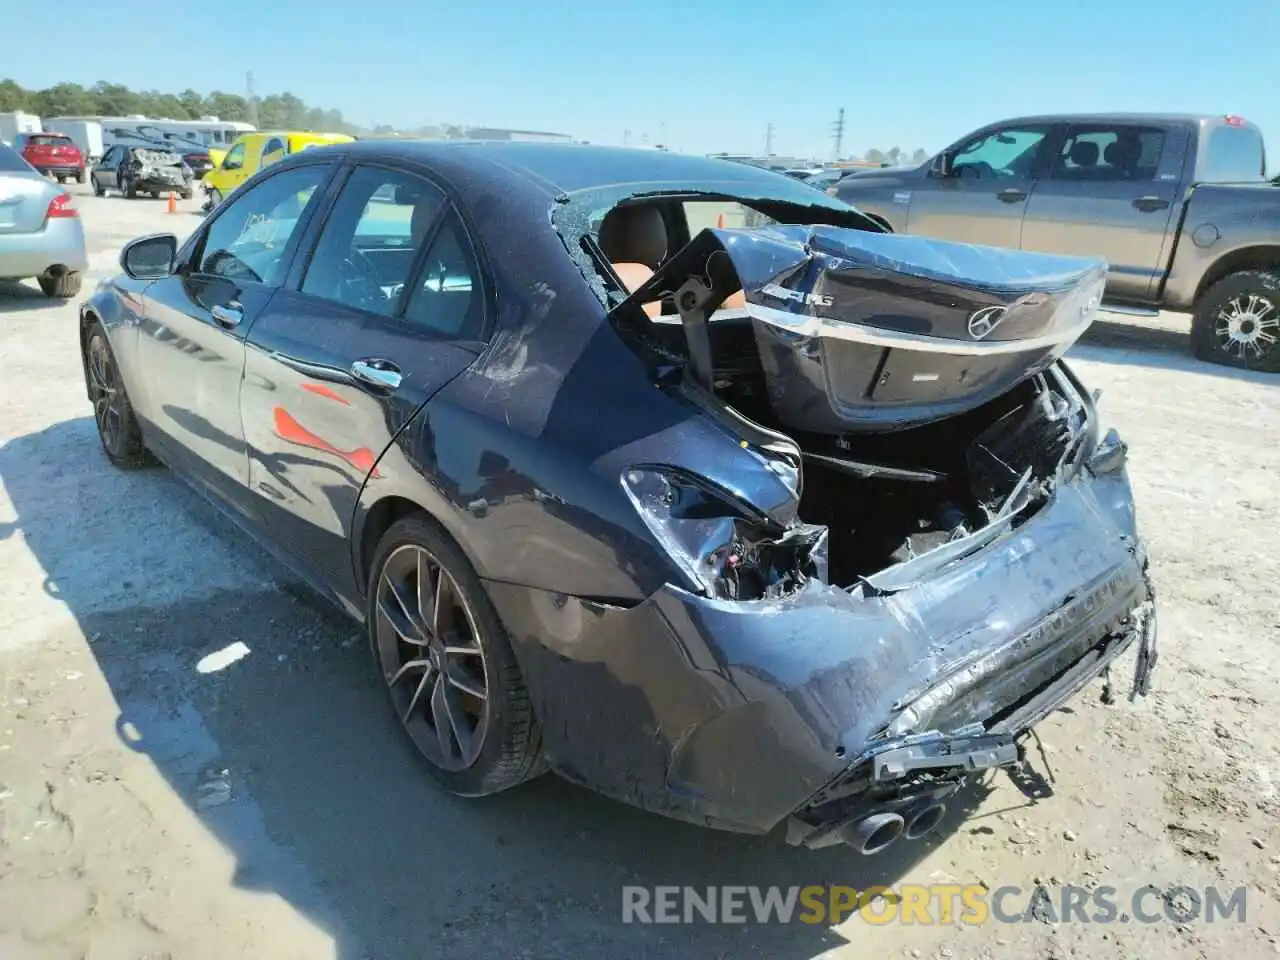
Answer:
[{"xmin": 1, "ymin": 185, "xmax": 1278, "ymax": 959}]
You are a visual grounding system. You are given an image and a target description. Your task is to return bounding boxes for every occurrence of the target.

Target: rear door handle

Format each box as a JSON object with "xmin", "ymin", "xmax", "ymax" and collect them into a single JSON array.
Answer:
[
  {"xmin": 1132, "ymin": 196, "xmax": 1170, "ymax": 212},
  {"xmin": 210, "ymin": 303, "xmax": 243, "ymax": 328},
  {"xmin": 997, "ymin": 188, "xmax": 1027, "ymax": 203},
  {"xmin": 351, "ymin": 358, "xmax": 403, "ymax": 391}
]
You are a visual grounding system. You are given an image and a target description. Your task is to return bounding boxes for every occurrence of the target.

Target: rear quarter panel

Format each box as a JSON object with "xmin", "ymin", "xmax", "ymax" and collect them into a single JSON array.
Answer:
[{"xmin": 1161, "ymin": 184, "xmax": 1280, "ymax": 309}]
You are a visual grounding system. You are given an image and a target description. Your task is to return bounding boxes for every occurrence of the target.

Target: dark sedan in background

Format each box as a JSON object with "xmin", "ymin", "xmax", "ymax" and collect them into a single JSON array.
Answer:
[
  {"xmin": 91, "ymin": 145, "xmax": 194, "ymax": 199},
  {"xmin": 79, "ymin": 142, "xmax": 1156, "ymax": 856}
]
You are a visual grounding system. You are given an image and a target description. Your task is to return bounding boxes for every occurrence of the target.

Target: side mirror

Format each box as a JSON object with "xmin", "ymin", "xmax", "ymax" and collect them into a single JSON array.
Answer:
[
  {"xmin": 930, "ymin": 152, "xmax": 955, "ymax": 178},
  {"xmin": 120, "ymin": 233, "xmax": 178, "ymax": 280}
]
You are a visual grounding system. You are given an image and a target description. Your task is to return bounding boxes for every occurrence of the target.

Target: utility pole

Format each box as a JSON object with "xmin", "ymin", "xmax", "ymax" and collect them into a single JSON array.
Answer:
[
  {"xmin": 245, "ymin": 71, "xmax": 258, "ymax": 128},
  {"xmin": 765, "ymin": 122, "xmax": 774, "ymax": 155},
  {"xmin": 832, "ymin": 107, "xmax": 845, "ymax": 161},
  {"xmin": 623, "ymin": 128, "xmax": 631, "ymax": 147}
]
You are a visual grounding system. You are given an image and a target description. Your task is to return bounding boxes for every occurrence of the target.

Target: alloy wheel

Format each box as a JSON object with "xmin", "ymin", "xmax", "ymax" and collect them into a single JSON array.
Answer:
[
  {"xmin": 87, "ymin": 335, "xmax": 124, "ymax": 454},
  {"xmin": 1214, "ymin": 293, "xmax": 1278, "ymax": 361},
  {"xmin": 374, "ymin": 544, "xmax": 491, "ymax": 771}
]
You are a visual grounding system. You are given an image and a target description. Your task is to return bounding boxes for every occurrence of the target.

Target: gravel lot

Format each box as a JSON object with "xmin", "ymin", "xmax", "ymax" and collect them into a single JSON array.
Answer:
[{"xmin": 1, "ymin": 185, "xmax": 1278, "ymax": 959}]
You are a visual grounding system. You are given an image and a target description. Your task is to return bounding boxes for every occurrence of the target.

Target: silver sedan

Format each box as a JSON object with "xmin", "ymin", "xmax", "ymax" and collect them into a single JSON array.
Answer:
[{"xmin": 0, "ymin": 143, "xmax": 88, "ymax": 298}]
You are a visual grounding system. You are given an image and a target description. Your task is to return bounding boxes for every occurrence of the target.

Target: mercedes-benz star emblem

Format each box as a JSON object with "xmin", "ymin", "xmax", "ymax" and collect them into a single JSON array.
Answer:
[{"xmin": 967, "ymin": 305, "xmax": 1009, "ymax": 340}]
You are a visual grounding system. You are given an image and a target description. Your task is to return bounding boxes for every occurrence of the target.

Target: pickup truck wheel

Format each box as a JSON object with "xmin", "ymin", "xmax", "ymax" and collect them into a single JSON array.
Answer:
[{"xmin": 1192, "ymin": 271, "xmax": 1280, "ymax": 372}]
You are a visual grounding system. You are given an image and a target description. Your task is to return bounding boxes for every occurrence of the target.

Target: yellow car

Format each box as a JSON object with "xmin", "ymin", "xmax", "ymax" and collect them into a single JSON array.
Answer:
[{"xmin": 203, "ymin": 131, "xmax": 355, "ymax": 206}]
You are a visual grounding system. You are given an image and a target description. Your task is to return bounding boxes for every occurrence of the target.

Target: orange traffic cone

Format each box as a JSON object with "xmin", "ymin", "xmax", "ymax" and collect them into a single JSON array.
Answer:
[
  {"xmin": 716, "ymin": 212, "xmax": 726, "ymax": 228},
  {"xmin": 167, "ymin": 192, "xmax": 178, "ymax": 214}
]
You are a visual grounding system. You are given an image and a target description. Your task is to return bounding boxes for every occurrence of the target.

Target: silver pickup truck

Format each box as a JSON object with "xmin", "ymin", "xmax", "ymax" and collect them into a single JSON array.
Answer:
[{"xmin": 832, "ymin": 113, "xmax": 1280, "ymax": 372}]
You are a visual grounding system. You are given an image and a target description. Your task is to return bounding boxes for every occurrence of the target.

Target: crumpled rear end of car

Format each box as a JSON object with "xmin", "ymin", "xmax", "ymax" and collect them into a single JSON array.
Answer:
[{"xmin": 494, "ymin": 213, "xmax": 1157, "ymax": 855}]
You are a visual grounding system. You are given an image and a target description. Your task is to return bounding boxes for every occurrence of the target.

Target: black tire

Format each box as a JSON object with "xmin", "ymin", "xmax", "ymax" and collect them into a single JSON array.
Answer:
[
  {"xmin": 38, "ymin": 271, "xmax": 82, "ymax": 298},
  {"xmin": 76, "ymin": 169, "xmax": 86, "ymax": 184},
  {"xmin": 83, "ymin": 322, "xmax": 153, "ymax": 469},
  {"xmin": 123, "ymin": 177, "xmax": 137, "ymax": 199},
  {"xmin": 1192, "ymin": 270, "xmax": 1280, "ymax": 372},
  {"xmin": 181, "ymin": 188, "xmax": 193, "ymax": 200},
  {"xmin": 92, "ymin": 177, "xmax": 105, "ymax": 197},
  {"xmin": 208, "ymin": 187, "xmax": 223, "ymax": 208},
  {"xmin": 367, "ymin": 514, "xmax": 543, "ymax": 797}
]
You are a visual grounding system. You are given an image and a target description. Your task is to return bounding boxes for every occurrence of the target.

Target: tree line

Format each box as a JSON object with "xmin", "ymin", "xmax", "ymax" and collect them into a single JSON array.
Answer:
[
  {"xmin": 0, "ymin": 79, "xmax": 353, "ymax": 134},
  {"xmin": 861, "ymin": 147, "xmax": 931, "ymax": 166}
]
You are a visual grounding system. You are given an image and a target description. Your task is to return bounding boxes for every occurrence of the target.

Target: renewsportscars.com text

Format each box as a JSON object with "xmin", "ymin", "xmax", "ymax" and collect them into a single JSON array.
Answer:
[{"xmin": 621, "ymin": 883, "xmax": 1247, "ymax": 926}]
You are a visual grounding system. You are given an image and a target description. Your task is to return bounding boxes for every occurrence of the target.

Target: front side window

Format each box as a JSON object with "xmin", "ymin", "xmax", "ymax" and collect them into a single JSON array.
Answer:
[
  {"xmin": 301, "ymin": 166, "xmax": 446, "ymax": 317},
  {"xmin": 197, "ymin": 164, "xmax": 330, "ymax": 285},
  {"xmin": 950, "ymin": 126, "xmax": 1050, "ymax": 179},
  {"xmin": 222, "ymin": 142, "xmax": 246, "ymax": 170},
  {"xmin": 1050, "ymin": 125, "xmax": 1165, "ymax": 182}
]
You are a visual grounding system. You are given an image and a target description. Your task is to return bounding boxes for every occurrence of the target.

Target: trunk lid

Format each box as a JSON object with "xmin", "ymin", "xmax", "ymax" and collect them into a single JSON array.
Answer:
[
  {"xmin": 613, "ymin": 225, "xmax": 1107, "ymax": 434},
  {"xmin": 0, "ymin": 172, "xmax": 58, "ymax": 235}
]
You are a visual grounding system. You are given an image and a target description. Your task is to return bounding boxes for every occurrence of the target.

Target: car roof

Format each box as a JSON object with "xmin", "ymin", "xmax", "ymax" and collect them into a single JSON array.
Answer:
[
  {"xmin": 305, "ymin": 139, "xmax": 831, "ymax": 200},
  {"xmin": 986, "ymin": 112, "xmax": 1258, "ymax": 128}
]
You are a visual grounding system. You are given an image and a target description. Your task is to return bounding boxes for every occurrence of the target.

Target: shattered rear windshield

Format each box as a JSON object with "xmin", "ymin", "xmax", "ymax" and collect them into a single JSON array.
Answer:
[
  {"xmin": 556, "ymin": 181, "xmax": 880, "ymax": 311},
  {"xmin": 135, "ymin": 149, "xmax": 184, "ymax": 167}
]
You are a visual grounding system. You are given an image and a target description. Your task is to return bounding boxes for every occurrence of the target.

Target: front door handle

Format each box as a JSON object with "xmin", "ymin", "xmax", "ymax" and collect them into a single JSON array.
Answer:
[
  {"xmin": 1132, "ymin": 195, "xmax": 1171, "ymax": 212},
  {"xmin": 997, "ymin": 188, "xmax": 1027, "ymax": 203},
  {"xmin": 351, "ymin": 358, "xmax": 403, "ymax": 391},
  {"xmin": 210, "ymin": 303, "xmax": 243, "ymax": 328}
]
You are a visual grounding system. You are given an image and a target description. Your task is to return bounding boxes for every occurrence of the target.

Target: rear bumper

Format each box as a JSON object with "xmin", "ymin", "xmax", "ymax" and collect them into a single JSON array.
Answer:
[
  {"xmin": 30, "ymin": 164, "xmax": 84, "ymax": 177},
  {"xmin": 0, "ymin": 217, "xmax": 89, "ymax": 280},
  {"xmin": 136, "ymin": 176, "xmax": 190, "ymax": 193},
  {"xmin": 486, "ymin": 438, "xmax": 1154, "ymax": 837}
]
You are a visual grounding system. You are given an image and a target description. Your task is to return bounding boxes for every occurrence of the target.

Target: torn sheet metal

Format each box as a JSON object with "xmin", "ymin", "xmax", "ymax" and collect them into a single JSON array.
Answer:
[
  {"xmin": 616, "ymin": 225, "xmax": 1108, "ymax": 434},
  {"xmin": 134, "ymin": 149, "xmax": 187, "ymax": 185}
]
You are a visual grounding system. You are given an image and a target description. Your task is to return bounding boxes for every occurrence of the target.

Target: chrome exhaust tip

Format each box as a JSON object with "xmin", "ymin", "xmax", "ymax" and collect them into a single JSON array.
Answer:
[
  {"xmin": 845, "ymin": 812, "xmax": 905, "ymax": 856},
  {"xmin": 904, "ymin": 801, "xmax": 948, "ymax": 840}
]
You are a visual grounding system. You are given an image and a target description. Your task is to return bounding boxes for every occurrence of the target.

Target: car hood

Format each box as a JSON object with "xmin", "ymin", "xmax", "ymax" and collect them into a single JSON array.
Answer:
[{"xmin": 613, "ymin": 225, "xmax": 1107, "ymax": 433}]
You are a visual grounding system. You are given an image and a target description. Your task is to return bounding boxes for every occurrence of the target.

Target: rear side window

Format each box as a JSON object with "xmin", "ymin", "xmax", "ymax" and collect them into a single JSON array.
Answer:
[
  {"xmin": 1050, "ymin": 126, "xmax": 1165, "ymax": 182},
  {"xmin": 300, "ymin": 166, "xmax": 446, "ymax": 317},
  {"xmin": 402, "ymin": 212, "xmax": 485, "ymax": 340},
  {"xmin": 26, "ymin": 135, "xmax": 74, "ymax": 147},
  {"xmin": 1202, "ymin": 125, "xmax": 1265, "ymax": 182}
]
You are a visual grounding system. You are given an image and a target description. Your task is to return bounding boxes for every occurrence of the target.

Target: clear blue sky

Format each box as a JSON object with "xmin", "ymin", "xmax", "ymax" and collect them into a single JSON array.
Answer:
[{"xmin": 10, "ymin": 0, "xmax": 1278, "ymax": 163}]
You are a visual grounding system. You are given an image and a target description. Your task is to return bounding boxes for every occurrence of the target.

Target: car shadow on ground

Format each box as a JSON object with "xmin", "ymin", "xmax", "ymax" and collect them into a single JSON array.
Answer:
[
  {"xmin": 2, "ymin": 417, "xmax": 1033, "ymax": 959},
  {"xmin": 0, "ymin": 280, "xmax": 63, "ymax": 314},
  {"xmin": 1073, "ymin": 317, "xmax": 1276, "ymax": 383}
]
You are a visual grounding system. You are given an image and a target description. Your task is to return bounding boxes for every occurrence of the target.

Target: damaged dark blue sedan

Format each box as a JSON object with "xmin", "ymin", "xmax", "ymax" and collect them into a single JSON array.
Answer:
[{"xmin": 80, "ymin": 141, "xmax": 1157, "ymax": 856}]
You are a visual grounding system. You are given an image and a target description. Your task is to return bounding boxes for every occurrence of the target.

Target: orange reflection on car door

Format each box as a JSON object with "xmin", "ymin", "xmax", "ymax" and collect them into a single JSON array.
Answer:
[{"xmin": 272, "ymin": 404, "xmax": 380, "ymax": 478}]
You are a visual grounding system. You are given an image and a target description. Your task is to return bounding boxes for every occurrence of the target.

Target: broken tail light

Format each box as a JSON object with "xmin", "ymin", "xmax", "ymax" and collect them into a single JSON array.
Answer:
[{"xmin": 622, "ymin": 466, "xmax": 826, "ymax": 599}]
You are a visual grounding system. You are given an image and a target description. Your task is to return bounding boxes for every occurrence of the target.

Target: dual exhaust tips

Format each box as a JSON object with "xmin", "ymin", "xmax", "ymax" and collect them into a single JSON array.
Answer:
[{"xmin": 844, "ymin": 801, "xmax": 948, "ymax": 856}]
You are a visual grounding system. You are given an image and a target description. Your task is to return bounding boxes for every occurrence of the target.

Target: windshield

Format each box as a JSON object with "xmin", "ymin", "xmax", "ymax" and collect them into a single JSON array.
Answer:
[{"xmin": 25, "ymin": 135, "xmax": 74, "ymax": 147}]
